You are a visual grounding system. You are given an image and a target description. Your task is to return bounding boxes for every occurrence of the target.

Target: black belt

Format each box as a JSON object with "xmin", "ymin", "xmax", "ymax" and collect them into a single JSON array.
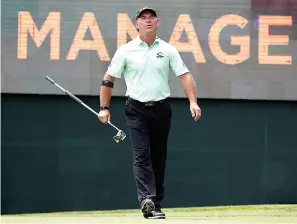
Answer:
[{"xmin": 128, "ymin": 97, "xmax": 168, "ymax": 107}]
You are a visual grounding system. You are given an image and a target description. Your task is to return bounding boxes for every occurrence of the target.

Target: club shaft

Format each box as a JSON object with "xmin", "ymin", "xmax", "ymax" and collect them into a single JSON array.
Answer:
[
  {"xmin": 46, "ymin": 76, "xmax": 120, "ymax": 131},
  {"xmin": 107, "ymin": 121, "xmax": 120, "ymax": 131}
]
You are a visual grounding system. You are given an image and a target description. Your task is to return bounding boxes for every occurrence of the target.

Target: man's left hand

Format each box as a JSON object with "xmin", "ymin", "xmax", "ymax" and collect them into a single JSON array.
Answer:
[{"xmin": 190, "ymin": 103, "xmax": 201, "ymax": 121}]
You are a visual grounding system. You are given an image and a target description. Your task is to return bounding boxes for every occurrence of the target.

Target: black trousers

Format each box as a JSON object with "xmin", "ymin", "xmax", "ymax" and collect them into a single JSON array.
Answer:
[{"xmin": 124, "ymin": 97, "xmax": 172, "ymax": 209}]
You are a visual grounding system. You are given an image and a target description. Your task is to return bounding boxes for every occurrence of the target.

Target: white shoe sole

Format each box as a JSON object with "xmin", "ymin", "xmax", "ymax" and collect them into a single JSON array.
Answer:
[{"xmin": 147, "ymin": 216, "xmax": 166, "ymax": 219}]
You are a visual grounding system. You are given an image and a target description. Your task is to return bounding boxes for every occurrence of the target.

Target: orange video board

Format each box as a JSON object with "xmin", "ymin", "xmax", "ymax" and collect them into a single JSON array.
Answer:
[{"xmin": 17, "ymin": 11, "xmax": 293, "ymax": 65}]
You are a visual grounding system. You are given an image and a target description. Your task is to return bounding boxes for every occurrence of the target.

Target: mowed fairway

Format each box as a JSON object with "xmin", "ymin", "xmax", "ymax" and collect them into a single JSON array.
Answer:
[{"xmin": 1, "ymin": 204, "xmax": 297, "ymax": 224}]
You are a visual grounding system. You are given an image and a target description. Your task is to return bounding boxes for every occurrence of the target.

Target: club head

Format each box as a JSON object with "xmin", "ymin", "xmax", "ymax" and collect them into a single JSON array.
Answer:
[{"xmin": 113, "ymin": 130, "xmax": 126, "ymax": 143}]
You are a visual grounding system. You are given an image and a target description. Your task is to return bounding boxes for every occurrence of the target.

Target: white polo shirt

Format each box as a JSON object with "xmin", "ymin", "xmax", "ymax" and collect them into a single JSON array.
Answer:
[{"xmin": 106, "ymin": 36, "xmax": 189, "ymax": 102}]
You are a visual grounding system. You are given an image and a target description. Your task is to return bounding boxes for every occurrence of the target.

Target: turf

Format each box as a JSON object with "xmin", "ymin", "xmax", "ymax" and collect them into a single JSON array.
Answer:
[{"xmin": 1, "ymin": 204, "xmax": 297, "ymax": 224}]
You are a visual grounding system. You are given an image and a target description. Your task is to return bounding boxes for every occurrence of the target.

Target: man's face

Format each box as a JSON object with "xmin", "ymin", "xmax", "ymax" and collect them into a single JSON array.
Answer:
[{"xmin": 136, "ymin": 11, "xmax": 158, "ymax": 33}]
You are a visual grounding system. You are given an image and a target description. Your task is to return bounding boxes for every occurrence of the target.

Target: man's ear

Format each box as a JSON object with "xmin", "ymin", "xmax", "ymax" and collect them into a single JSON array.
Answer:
[{"xmin": 135, "ymin": 20, "xmax": 139, "ymax": 29}]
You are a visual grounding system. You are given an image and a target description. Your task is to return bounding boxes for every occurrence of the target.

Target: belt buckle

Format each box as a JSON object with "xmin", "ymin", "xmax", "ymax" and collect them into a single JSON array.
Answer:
[{"xmin": 144, "ymin": 101, "xmax": 154, "ymax": 106}]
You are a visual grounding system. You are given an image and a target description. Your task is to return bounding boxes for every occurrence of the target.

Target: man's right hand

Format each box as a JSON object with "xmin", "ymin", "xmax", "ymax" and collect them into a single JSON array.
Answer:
[{"xmin": 98, "ymin": 109, "xmax": 110, "ymax": 124}]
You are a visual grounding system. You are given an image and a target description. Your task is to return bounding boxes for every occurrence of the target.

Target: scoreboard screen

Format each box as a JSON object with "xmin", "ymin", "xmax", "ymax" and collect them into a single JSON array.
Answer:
[{"xmin": 2, "ymin": 0, "xmax": 297, "ymax": 100}]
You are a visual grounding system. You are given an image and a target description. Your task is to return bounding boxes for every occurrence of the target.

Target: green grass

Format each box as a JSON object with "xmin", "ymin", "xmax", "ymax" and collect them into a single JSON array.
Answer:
[{"xmin": 2, "ymin": 204, "xmax": 297, "ymax": 224}]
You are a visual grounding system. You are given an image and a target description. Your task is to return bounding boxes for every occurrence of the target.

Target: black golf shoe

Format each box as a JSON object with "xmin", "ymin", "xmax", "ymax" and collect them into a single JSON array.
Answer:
[
  {"xmin": 140, "ymin": 198, "xmax": 155, "ymax": 214},
  {"xmin": 143, "ymin": 209, "xmax": 166, "ymax": 219}
]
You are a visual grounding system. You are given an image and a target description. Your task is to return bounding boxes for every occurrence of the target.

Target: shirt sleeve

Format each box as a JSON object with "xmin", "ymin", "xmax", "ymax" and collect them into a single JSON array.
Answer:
[
  {"xmin": 106, "ymin": 47, "xmax": 126, "ymax": 78},
  {"xmin": 169, "ymin": 46, "xmax": 190, "ymax": 77}
]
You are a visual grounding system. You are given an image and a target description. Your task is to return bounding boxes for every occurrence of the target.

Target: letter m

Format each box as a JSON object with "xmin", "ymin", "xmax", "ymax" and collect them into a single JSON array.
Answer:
[{"xmin": 18, "ymin": 11, "xmax": 60, "ymax": 60}]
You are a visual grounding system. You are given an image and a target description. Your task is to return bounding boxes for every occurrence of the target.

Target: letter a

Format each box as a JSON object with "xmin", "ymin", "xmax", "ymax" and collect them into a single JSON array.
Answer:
[
  {"xmin": 67, "ymin": 12, "xmax": 110, "ymax": 61},
  {"xmin": 169, "ymin": 14, "xmax": 206, "ymax": 63}
]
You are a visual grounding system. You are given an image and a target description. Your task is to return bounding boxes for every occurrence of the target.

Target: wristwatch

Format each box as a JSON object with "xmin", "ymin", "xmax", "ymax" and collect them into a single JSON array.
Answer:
[{"xmin": 100, "ymin": 106, "xmax": 110, "ymax": 110}]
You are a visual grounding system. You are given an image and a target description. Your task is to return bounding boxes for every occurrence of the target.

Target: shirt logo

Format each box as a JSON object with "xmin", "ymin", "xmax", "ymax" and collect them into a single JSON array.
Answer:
[{"xmin": 156, "ymin": 52, "xmax": 164, "ymax": 58}]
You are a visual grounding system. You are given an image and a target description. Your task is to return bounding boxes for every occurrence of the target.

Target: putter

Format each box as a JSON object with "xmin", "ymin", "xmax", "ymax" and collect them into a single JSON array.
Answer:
[{"xmin": 45, "ymin": 76, "xmax": 126, "ymax": 143}]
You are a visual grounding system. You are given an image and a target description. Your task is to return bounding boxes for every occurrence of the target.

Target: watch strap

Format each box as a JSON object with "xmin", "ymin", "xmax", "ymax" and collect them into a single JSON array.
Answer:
[{"xmin": 100, "ymin": 106, "xmax": 110, "ymax": 110}]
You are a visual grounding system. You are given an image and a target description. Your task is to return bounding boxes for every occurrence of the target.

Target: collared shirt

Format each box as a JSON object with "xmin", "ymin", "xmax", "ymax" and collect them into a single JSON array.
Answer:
[{"xmin": 106, "ymin": 36, "xmax": 189, "ymax": 102}]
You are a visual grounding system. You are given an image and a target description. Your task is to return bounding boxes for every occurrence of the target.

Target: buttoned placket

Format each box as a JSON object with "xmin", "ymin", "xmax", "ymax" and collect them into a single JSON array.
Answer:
[
  {"xmin": 142, "ymin": 41, "xmax": 157, "ymax": 70},
  {"xmin": 142, "ymin": 44, "xmax": 150, "ymax": 70}
]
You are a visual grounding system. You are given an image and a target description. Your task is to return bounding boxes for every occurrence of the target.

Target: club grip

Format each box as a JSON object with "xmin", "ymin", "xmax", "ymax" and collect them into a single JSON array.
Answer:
[{"xmin": 45, "ymin": 76, "xmax": 55, "ymax": 84}]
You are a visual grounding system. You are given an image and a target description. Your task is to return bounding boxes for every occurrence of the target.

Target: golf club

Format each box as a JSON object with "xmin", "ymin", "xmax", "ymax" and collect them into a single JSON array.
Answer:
[{"xmin": 45, "ymin": 76, "xmax": 126, "ymax": 143}]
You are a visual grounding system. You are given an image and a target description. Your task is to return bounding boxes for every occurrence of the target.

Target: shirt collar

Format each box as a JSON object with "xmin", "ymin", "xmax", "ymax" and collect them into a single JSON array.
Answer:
[{"xmin": 135, "ymin": 35, "xmax": 160, "ymax": 46}]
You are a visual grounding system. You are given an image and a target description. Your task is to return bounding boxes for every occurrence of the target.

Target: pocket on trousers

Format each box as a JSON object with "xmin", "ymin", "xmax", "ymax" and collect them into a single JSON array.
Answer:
[
  {"xmin": 125, "ymin": 98, "xmax": 129, "ymax": 106},
  {"xmin": 124, "ymin": 99, "xmax": 132, "ymax": 116}
]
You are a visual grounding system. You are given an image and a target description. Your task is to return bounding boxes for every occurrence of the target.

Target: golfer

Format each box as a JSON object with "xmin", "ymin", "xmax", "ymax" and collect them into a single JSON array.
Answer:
[{"xmin": 98, "ymin": 6, "xmax": 201, "ymax": 219}]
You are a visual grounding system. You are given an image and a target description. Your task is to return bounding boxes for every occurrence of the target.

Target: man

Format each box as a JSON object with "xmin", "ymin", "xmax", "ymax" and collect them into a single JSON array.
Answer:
[{"xmin": 98, "ymin": 7, "xmax": 201, "ymax": 219}]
